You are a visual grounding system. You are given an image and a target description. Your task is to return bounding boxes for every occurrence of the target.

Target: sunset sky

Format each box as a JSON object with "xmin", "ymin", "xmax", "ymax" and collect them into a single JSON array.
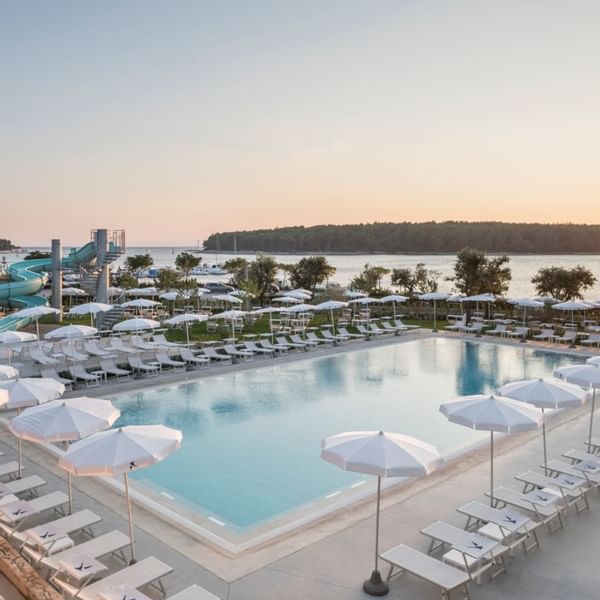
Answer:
[{"xmin": 2, "ymin": 1, "xmax": 599, "ymax": 245}]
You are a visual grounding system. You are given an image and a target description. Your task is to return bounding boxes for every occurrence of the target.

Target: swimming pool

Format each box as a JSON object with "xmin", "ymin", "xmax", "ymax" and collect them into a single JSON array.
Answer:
[{"xmin": 109, "ymin": 338, "xmax": 582, "ymax": 537}]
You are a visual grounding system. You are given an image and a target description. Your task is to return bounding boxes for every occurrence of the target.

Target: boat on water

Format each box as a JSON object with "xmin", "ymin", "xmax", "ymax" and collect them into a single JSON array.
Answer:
[{"xmin": 190, "ymin": 263, "xmax": 228, "ymax": 276}]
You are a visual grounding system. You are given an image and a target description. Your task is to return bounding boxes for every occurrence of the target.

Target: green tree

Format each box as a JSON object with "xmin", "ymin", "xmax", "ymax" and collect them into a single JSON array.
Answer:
[
  {"xmin": 448, "ymin": 248, "xmax": 511, "ymax": 296},
  {"xmin": 223, "ymin": 258, "xmax": 250, "ymax": 288},
  {"xmin": 125, "ymin": 254, "xmax": 153, "ymax": 283},
  {"xmin": 350, "ymin": 264, "xmax": 391, "ymax": 295},
  {"xmin": 114, "ymin": 272, "xmax": 137, "ymax": 289},
  {"xmin": 24, "ymin": 250, "xmax": 51, "ymax": 260},
  {"xmin": 247, "ymin": 256, "xmax": 278, "ymax": 304},
  {"xmin": 390, "ymin": 268, "xmax": 414, "ymax": 294},
  {"xmin": 391, "ymin": 263, "xmax": 440, "ymax": 295},
  {"xmin": 155, "ymin": 267, "xmax": 183, "ymax": 291},
  {"xmin": 174, "ymin": 252, "xmax": 201, "ymax": 282},
  {"xmin": 289, "ymin": 257, "xmax": 336, "ymax": 294},
  {"xmin": 531, "ymin": 266, "xmax": 596, "ymax": 301},
  {"xmin": 278, "ymin": 263, "xmax": 296, "ymax": 288}
]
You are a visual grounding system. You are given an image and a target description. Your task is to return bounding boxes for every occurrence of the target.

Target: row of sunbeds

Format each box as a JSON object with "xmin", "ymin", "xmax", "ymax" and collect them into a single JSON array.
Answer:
[
  {"xmin": 0, "ymin": 448, "xmax": 219, "ymax": 599},
  {"xmin": 378, "ymin": 440, "xmax": 600, "ymax": 599}
]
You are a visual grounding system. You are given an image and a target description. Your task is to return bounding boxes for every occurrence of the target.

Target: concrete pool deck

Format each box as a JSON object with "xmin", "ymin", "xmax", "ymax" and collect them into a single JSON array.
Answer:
[{"xmin": 1, "ymin": 334, "xmax": 599, "ymax": 598}]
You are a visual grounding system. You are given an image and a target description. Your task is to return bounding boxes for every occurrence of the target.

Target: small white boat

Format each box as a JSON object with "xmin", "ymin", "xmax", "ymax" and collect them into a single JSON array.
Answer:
[{"xmin": 190, "ymin": 263, "xmax": 228, "ymax": 276}]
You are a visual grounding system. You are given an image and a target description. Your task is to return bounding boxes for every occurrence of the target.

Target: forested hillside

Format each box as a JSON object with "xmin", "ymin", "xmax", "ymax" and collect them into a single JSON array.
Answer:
[{"xmin": 204, "ymin": 222, "xmax": 600, "ymax": 253}]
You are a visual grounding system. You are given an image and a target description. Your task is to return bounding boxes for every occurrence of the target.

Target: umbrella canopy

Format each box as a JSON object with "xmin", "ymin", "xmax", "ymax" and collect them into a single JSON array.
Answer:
[
  {"xmin": 209, "ymin": 310, "xmax": 247, "ymax": 320},
  {"xmin": 314, "ymin": 301, "xmax": 348, "ymax": 336},
  {"xmin": 126, "ymin": 287, "xmax": 158, "ymax": 296},
  {"xmin": 321, "ymin": 430, "xmax": 442, "ymax": 595},
  {"xmin": 554, "ymin": 364, "xmax": 600, "ymax": 446},
  {"xmin": 283, "ymin": 290, "xmax": 312, "ymax": 300},
  {"xmin": 587, "ymin": 356, "xmax": 600, "ymax": 366},
  {"xmin": 10, "ymin": 306, "xmax": 61, "ymax": 338},
  {"xmin": 164, "ymin": 313, "xmax": 208, "ymax": 344},
  {"xmin": 0, "ymin": 331, "xmax": 37, "ymax": 344},
  {"xmin": 349, "ymin": 297, "xmax": 383, "ymax": 305},
  {"xmin": 0, "ymin": 377, "xmax": 65, "ymax": 477},
  {"xmin": 62, "ymin": 287, "xmax": 87, "ymax": 296},
  {"xmin": 418, "ymin": 292, "xmax": 449, "ymax": 331},
  {"xmin": 120, "ymin": 299, "xmax": 160, "ymax": 309},
  {"xmin": 210, "ymin": 294, "xmax": 242, "ymax": 304},
  {"xmin": 45, "ymin": 325, "xmax": 98, "ymax": 340},
  {"xmin": 552, "ymin": 301, "xmax": 595, "ymax": 311},
  {"xmin": 508, "ymin": 298, "xmax": 545, "ymax": 308},
  {"xmin": 58, "ymin": 425, "xmax": 182, "ymax": 562},
  {"xmin": 440, "ymin": 395, "xmax": 542, "ymax": 503},
  {"xmin": 112, "ymin": 318, "xmax": 160, "ymax": 332},
  {"xmin": 0, "ymin": 365, "xmax": 19, "ymax": 381},
  {"xmin": 282, "ymin": 303, "xmax": 315, "ymax": 313},
  {"xmin": 463, "ymin": 293, "xmax": 496, "ymax": 302},
  {"xmin": 344, "ymin": 290, "xmax": 367, "ymax": 299},
  {"xmin": 272, "ymin": 296, "xmax": 302, "ymax": 304},
  {"xmin": 69, "ymin": 302, "xmax": 113, "ymax": 315},
  {"xmin": 498, "ymin": 378, "xmax": 587, "ymax": 473},
  {"xmin": 158, "ymin": 291, "xmax": 189, "ymax": 302}
]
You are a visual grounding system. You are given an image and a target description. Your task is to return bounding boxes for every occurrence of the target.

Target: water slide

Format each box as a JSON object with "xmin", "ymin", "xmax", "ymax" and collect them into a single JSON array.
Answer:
[{"xmin": 0, "ymin": 242, "xmax": 98, "ymax": 333}]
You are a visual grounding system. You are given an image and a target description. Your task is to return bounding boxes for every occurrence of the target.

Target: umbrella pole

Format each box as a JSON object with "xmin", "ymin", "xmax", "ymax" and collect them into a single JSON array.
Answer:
[
  {"xmin": 64, "ymin": 442, "xmax": 73, "ymax": 514},
  {"xmin": 185, "ymin": 322, "xmax": 190, "ymax": 346},
  {"xmin": 490, "ymin": 431, "xmax": 494, "ymax": 506},
  {"xmin": 589, "ymin": 388, "xmax": 596, "ymax": 449},
  {"xmin": 363, "ymin": 475, "xmax": 389, "ymax": 596},
  {"xmin": 35, "ymin": 319, "xmax": 40, "ymax": 341},
  {"xmin": 124, "ymin": 473, "xmax": 136, "ymax": 564},
  {"xmin": 392, "ymin": 301, "xmax": 396, "ymax": 322},
  {"xmin": 541, "ymin": 408, "xmax": 548, "ymax": 476},
  {"xmin": 433, "ymin": 300, "xmax": 437, "ymax": 332}
]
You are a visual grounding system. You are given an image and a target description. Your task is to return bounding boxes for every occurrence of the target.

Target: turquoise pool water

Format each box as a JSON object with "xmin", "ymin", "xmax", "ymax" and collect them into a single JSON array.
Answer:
[{"xmin": 110, "ymin": 338, "xmax": 582, "ymax": 530}]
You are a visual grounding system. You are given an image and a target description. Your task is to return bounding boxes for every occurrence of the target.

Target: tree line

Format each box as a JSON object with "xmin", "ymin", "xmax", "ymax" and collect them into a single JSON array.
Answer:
[{"xmin": 204, "ymin": 222, "xmax": 600, "ymax": 254}]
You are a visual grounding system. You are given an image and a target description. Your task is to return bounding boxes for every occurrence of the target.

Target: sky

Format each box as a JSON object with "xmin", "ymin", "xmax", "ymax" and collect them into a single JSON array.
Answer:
[{"xmin": 1, "ymin": 0, "xmax": 599, "ymax": 246}]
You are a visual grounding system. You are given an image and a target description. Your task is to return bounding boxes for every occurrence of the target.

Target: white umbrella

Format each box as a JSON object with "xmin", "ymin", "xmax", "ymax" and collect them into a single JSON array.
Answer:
[
  {"xmin": 498, "ymin": 378, "xmax": 587, "ymax": 473},
  {"xmin": 344, "ymin": 290, "xmax": 367, "ymax": 299},
  {"xmin": 283, "ymin": 290, "xmax": 312, "ymax": 300},
  {"xmin": 108, "ymin": 286, "xmax": 123, "ymax": 298},
  {"xmin": 321, "ymin": 431, "xmax": 442, "ymax": 596},
  {"xmin": 210, "ymin": 294, "xmax": 242, "ymax": 304},
  {"xmin": 112, "ymin": 318, "xmax": 160, "ymax": 333},
  {"xmin": 62, "ymin": 287, "xmax": 87, "ymax": 296},
  {"xmin": 9, "ymin": 397, "xmax": 120, "ymax": 513},
  {"xmin": 314, "ymin": 301, "xmax": 348, "ymax": 336},
  {"xmin": 0, "ymin": 331, "xmax": 37, "ymax": 365},
  {"xmin": 552, "ymin": 301, "xmax": 595, "ymax": 327},
  {"xmin": 120, "ymin": 299, "xmax": 160, "ymax": 309},
  {"xmin": 440, "ymin": 395, "xmax": 542, "ymax": 503},
  {"xmin": 0, "ymin": 378, "xmax": 65, "ymax": 477},
  {"xmin": 272, "ymin": 296, "xmax": 302, "ymax": 304},
  {"xmin": 209, "ymin": 310, "xmax": 247, "ymax": 339},
  {"xmin": 45, "ymin": 325, "xmax": 98, "ymax": 340},
  {"xmin": 164, "ymin": 313, "xmax": 208, "ymax": 345},
  {"xmin": 58, "ymin": 425, "xmax": 182, "ymax": 562},
  {"xmin": 554, "ymin": 364, "xmax": 600, "ymax": 447},
  {"xmin": 282, "ymin": 303, "xmax": 315, "ymax": 313},
  {"xmin": 380, "ymin": 294, "xmax": 409, "ymax": 322},
  {"xmin": 69, "ymin": 302, "xmax": 113, "ymax": 326},
  {"xmin": 0, "ymin": 365, "xmax": 19, "ymax": 380},
  {"xmin": 11, "ymin": 306, "xmax": 61, "ymax": 339},
  {"xmin": 126, "ymin": 287, "xmax": 158, "ymax": 296},
  {"xmin": 158, "ymin": 291, "xmax": 189, "ymax": 302},
  {"xmin": 418, "ymin": 292, "xmax": 449, "ymax": 331}
]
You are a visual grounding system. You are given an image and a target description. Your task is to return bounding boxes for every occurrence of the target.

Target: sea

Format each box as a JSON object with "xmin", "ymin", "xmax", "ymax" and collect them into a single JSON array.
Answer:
[{"xmin": 3, "ymin": 247, "xmax": 600, "ymax": 301}]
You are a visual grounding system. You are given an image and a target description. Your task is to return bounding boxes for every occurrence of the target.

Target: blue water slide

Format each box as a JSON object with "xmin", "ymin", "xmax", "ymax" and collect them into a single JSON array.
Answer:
[{"xmin": 0, "ymin": 241, "xmax": 97, "ymax": 333}]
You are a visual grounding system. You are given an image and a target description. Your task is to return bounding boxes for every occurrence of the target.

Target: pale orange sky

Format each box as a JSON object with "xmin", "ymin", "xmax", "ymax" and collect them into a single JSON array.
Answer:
[{"xmin": 2, "ymin": 1, "xmax": 599, "ymax": 245}]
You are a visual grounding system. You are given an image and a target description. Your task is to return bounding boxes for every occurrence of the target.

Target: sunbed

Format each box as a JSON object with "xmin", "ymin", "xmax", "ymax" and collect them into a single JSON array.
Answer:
[
  {"xmin": 0, "ymin": 491, "xmax": 69, "ymax": 536},
  {"xmin": 456, "ymin": 500, "xmax": 540, "ymax": 554},
  {"xmin": 276, "ymin": 336, "xmax": 304, "ymax": 350},
  {"xmin": 130, "ymin": 335, "xmax": 159, "ymax": 351},
  {"xmin": 99, "ymin": 359, "xmax": 132, "ymax": 380},
  {"xmin": 486, "ymin": 324, "xmax": 507, "ymax": 336},
  {"xmin": 356, "ymin": 325, "xmax": 380, "ymax": 337},
  {"xmin": 168, "ymin": 584, "xmax": 221, "ymax": 599},
  {"xmin": 532, "ymin": 328, "xmax": 554, "ymax": 341},
  {"xmin": 368, "ymin": 323, "xmax": 389, "ymax": 335},
  {"xmin": 40, "ymin": 368, "xmax": 73, "ymax": 390},
  {"xmin": 394, "ymin": 319, "xmax": 420, "ymax": 330},
  {"xmin": 2, "ymin": 474, "xmax": 46, "ymax": 498},
  {"xmin": 306, "ymin": 332, "xmax": 333, "ymax": 346},
  {"xmin": 581, "ymin": 333, "xmax": 600, "ymax": 347},
  {"xmin": 585, "ymin": 436, "xmax": 600, "ymax": 454},
  {"xmin": 54, "ymin": 556, "xmax": 173, "ymax": 599},
  {"xmin": 29, "ymin": 347, "xmax": 59, "ymax": 366},
  {"xmin": 107, "ymin": 338, "xmax": 138, "ymax": 354},
  {"xmin": 154, "ymin": 351, "xmax": 186, "ymax": 371},
  {"xmin": 420, "ymin": 521, "xmax": 508, "ymax": 582},
  {"xmin": 153, "ymin": 334, "xmax": 184, "ymax": 348},
  {"xmin": 202, "ymin": 347, "xmax": 233, "ymax": 363},
  {"xmin": 83, "ymin": 340, "xmax": 114, "ymax": 357},
  {"xmin": 462, "ymin": 322, "xmax": 486, "ymax": 335},
  {"xmin": 0, "ymin": 461, "xmax": 25, "ymax": 481},
  {"xmin": 128, "ymin": 355, "xmax": 160, "ymax": 376},
  {"xmin": 445, "ymin": 317, "xmax": 466, "ymax": 332},
  {"xmin": 179, "ymin": 348, "xmax": 210, "ymax": 367},
  {"xmin": 68, "ymin": 365, "xmax": 101, "ymax": 387},
  {"xmin": 514, "ymin": 470, "xmax": 590, "ymax": 513},
  {"xmin": 485, "ymin": 486, "xmax": 563, "ymax": 533},
  {"xmin": 17, "ymin": 509, "xmax": 102, "ymax": 560},
  {"xmin": 379, "ymin": 322, "xmax": 402, "ymax": 334},
  {"xmin": 61, "ymin": 345, "xmax": 89, "ymax": 361},
  {"xmin": 42, "ymin": 529, "xmax": 130, "ymax": 575},
  {"xmin": 552, "ymin": 330, "xmax": 577, "ymax": 345},
  {"xmin": 505, "ymin": 327, "xmax": 528, "ymax": 340},
  {"xmin": 243, "ymin": 341, "xmax": 274, "ymax": 357},
  {"xmin": 545, "ymin": 460, "xmax": 600, "ymax": 490},
  {"xmin": 379, "ymin": 543, "xmax": 471, "ymax": 600},
  {"xmin": 259, "ymin": 340, "xmax": 289, "ymax": 354},
  {"xmin": 562, "ymin": 448, "xmax": 600, "ymax": 466},
  {"xmin": 290, "ymin": 334, "xmax": 318, "ymax": 349},
  {"xmin": 338, "ymin": 327, "xmax": 366, "ymax": 339}
]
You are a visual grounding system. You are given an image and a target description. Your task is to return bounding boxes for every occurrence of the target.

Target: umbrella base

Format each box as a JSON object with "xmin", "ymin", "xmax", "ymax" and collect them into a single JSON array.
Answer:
[
  {"xmin": 519, "ymin": 338, "xmax": 527, "ymax": 343},
  {"xmin": 363, "ymin": 570, "xmax": 389, "ymax": 596}
]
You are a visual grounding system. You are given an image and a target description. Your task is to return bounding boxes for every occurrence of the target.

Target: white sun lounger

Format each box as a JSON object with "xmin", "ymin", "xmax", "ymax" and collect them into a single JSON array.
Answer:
[
  {"xmin": 276, "ymin": 336, "xmax": 304, "ymax": 350},
  {"xmin": 40, "ymin": 368, "xmax": 73, "ymax": 390},
  {"xmin": 581, "ymin": 333, "xmax": 600, "ymax": 347},
  {"xmin": 322, "ymin": 329, "xmax": 351, "ymax": 342},
  {"xmin": 514, "ymin": 470, "xmax": 590, "ymax": 513},
  {"xmin": 445, "ymin": 317, "xmax": 466, "ymax": 332},
  {"xmin": 130, "ymin": 335, "xmax": 159, "ymax": 351},
  {"xmin": 168, "ymin": 584, "xmax": 220, "ymax": 600},
  {"xmin": 224, "ymin": 344, "xmax": 254, "ymax": 361},
  {"xmin": 290, "ymin": 334, "xmax": 318, "ymax": 349},
  {"xmin": 154, "ymin": 351, "xmax": 186, "ymax": 371},
  {"xmin": 243, "ymin": 341, "xmax": 274, "ymax": 356},
  {"xmin": 585, "ymin": 436, "xmax": 600, "ymax": 454},
  {"xmin": 379, "ymin": 322, "xmax": 402, "ymax": 334},
  {"xmin": 42, "ymin": 529, "xmax": 130, "ymax": 575},
  {"xmin": 487, "ymin": 324, "xmax": 507, "ymax": 336},
  {"xmin": 546, "ymin": 459, "xmax": 600, "ymax": 489},
  {"xmin": 457, "ymin": 500, "xmax": 540, "ymax": 554},
  {"xmin": 0, "ymin": 461, "xmax": 25, "ymax": 481},
  {"xmin": 338, "ymin": 327, "xmax": 366, "ymax": 339},
  {"xmin": 179, "ymin": 348, "xmax": 210, "ymax": 367},
  {"xmin": 108, "ymin": 338, "xmax": 138, "ymax": 354},
  {"xmin": 532, "ymin": 328, "xmax": 555, "ymax": 341},
  {"xmin": 394, "ymin": 319, "xmax": 420, "ymax": 330},
  {"xmin": 153, "ymin": 334, "xmax": 184, "ymax": 348},
  {"xmin": 29, "ymin": 347, "xmax": 59, "ymax": 366},
  {"xmin": 259, "ymin": 340, "xmax": 289, "ymax": 354},
  {"xmin": 0, "ymin": 491, "xmax": 69, "ymax": 535},
  {"xmin": 379, "ymin": 544, "xmax": 471, "ymax": 600},
  {"xmin": 83, "ymin": 341, "xmax": 114, "ymax": 357},
  {"xmin": 485, "ymin": 487, "xmax": 563, "ymax": 533},
  {"xmin": 420, "ymin": 521, "xmax": 508, "ymax": 582},
  {"xmin": 61, "ymin": 345, "xmax": 89, "ymax": 361},
  {"xmin": 306, "ymin": 332, "xmax": 333, "ymax": 346},
  {"xmin": 17, "ymin": 509, "xmax": 102, "ymax": 560},
  {"xmin": 356, "ymin": 325, "xmax": 381, "ymax": 337},
  {"xmin": 369, "ymin": 323, "xmax": 390, "ymax": 335},
  {"xmin": 562, "ymin": 448, "xmax": 600, "ymax": 466},
  {"xmin": 2, "ymin": 475, "xmax": 46, "ymax": 498},
  {"xmin": 55, "ymin": 556, "xmax": 173, "ymax": 599},
  {"xmin": 552, "ymin": 330, "xmax": 577, "ymax": 344},
  {"xmin": 99, "ymin": 359, "xmax": 132, "ymax": 380},
  {"xmin": 68, "ymin": 365, "xmax": 101, "ymax": 387},
  {"xmin": 505, "ymin": 327, "xmax": 528, "ymax": 340},
  {"xmin": 202, "ymin": 347, "xmax": 233, "ymax": 363},
  {"xmin": 128, "ymin": 355, "xmax": 160, "ymax": 376}
]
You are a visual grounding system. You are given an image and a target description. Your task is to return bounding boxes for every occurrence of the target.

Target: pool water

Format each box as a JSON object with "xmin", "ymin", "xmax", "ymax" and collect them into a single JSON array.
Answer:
[{"xmin": 110, "ymin": 338, "xmax": 582, "ymax": 530}]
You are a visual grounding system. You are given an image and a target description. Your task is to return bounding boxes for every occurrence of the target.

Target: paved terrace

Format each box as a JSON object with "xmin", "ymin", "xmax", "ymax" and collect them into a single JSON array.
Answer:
[{"xmin": 1, "ymin": 334, "xmax": 599, "ymax": 599}]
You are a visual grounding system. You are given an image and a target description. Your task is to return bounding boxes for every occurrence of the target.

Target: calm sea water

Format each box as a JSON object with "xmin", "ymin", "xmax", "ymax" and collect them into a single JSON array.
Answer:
[
  {"xmin": 5, "ymin": 247, "xmax": 600, "ymax": 299},
  {"xmin": 110, "ymin": 338, "xmax": 583, "ymax": 530}
]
